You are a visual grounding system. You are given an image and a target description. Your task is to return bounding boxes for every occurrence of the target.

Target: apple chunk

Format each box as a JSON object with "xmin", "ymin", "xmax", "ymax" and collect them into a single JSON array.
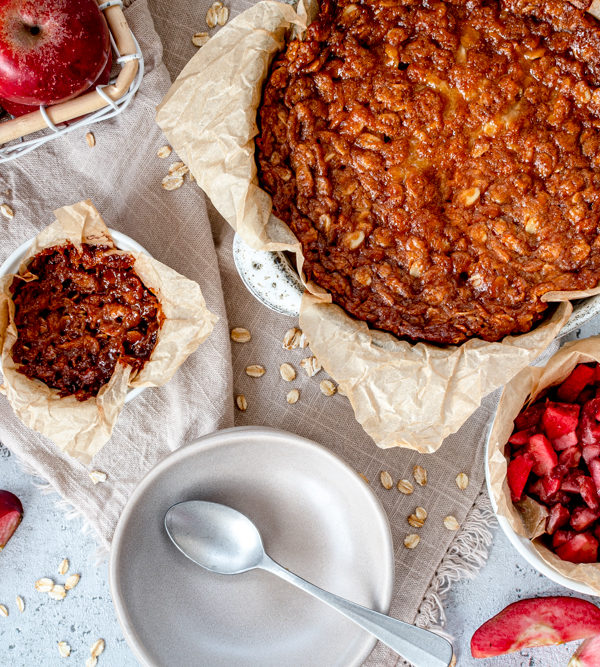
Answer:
[
  {"xmin": 569, "ymin": 635, "xmax": 600, "ymax": 666},
  {"xmin": 471, "ymin": 597, "xmax": 600, "ymax": 658},
  {"xmin": 0, "ymin": 490, "xmax": 23, "ymax": 551}
]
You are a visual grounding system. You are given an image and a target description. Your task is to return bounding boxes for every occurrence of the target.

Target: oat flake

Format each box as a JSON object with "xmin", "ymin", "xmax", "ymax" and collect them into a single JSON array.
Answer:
[{"xmin": 379, "ymin": 471, "xmax": 393, "ymax": 490}]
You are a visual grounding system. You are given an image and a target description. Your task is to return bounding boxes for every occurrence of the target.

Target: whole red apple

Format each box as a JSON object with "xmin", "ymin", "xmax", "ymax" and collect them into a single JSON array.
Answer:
[
  {"xmin": 0, "ymin": 48, "xmax": 112, "ymax": 117},
  {"xmin": 0, "ymin": 0, "xmax": 111, "ymax": 105}
]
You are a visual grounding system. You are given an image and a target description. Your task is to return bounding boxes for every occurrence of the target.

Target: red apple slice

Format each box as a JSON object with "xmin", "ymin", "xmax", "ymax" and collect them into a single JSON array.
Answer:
[
  {"xmin": 568, "ymin": 635, "xmax": 600, "ymax": 667},
  {"xmin": 0, "ymin": 490, "xmax": 23, "ymax": 551},
  {"xmin": 471, "ymin": 597, "xmax": 600, "ymax": 658}
]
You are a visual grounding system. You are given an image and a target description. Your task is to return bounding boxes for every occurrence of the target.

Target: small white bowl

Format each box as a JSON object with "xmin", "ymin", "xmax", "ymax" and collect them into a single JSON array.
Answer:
[
  {"xmin": 484, "ymin": 424, "xmax": 598, "ymax": 596},
  {"xmin": 0, "ymin": 230, "xmax": 151, "ymax": 403}
]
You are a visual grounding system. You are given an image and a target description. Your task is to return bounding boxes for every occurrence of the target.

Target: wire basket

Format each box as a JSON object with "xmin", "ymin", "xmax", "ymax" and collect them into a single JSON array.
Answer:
[{"xmin": 0, "ymin": 0, "xmax": 144, "ymax": 163}]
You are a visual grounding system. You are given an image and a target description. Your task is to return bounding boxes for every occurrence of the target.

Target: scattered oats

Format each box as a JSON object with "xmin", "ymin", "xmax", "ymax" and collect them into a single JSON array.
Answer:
[
  {"xmin": 282, "ymin": 327, "xmax": 308, "ymax": 350},
  {"xmin": 444, "ymin": 515, "xmax": 460, "ymax": 531},
  {"xmin": 359, "ymin": 473, "xmax": 370, "ymax": 484},
  {"xmin": 192, "ymin": 31, "xmax": 210, "ymax": 47},
  {"xmin": 157, "ymin": 145, "xmax": 172, "ymax": 158},
  {"xmin": 64, "ymin": 574, "xmax": 80, "ymax": 591},
  {"xmin": 408, "ymin": 507, "xmax": 427, "ymax": 528},
  {"xmin": 217, "ymin": 5, "xmax": 229, "ymax": 25},
  {"xmin": 206, "ymin": 3, "xmax": 219, "ymax": 28},
  {"xmin": 397, "ymin": 479, "xmax": 414, "ymax": 495},
  {"xmin": 415, "ymin": 506, "xmax": 428, "ymax": 521},
  {"xmin": 379, "ymin": 470, "xmax": 393, "ymax": 490},
  {"xmin": 0, "ymin": 605, "xmax": 7, "ymax": 617},
  {"xmin": 89, "ymin": 470, "xmax": 107, "ymax": 485},
  {"xmin": 280, "ymin": 363, "xmax": 296, "ymax": 382},
  {"xmin": 413, "ymin": 465, "xmax": 427, "ymax": 486},
  {"xmin": 455, "ymin": 472, "xmax": 469, "ymax": 490},
  {"xmin": 245, "ymin": 364, "xmax": 265, "ymax": 378},
  {"xmin": 15, "ymin": 596, "xmax": 24, "ymax": 613},
  {"xmin": 161, "ymin": 173, "xmax": 184, "ymax": 191},
  {"xmin": 189, "ymin": 172, "xmax": 196, "ymax": 183},
  {"xmin": 286, "ymin": 389, "xmax": 299, "ymax": 404},
  {"xmin": 85, "ymin": 132, "xmax": 96, "ymax": 148},
  {"xmin": 86, "ymin": 658, "xmax": 97, "ymax": 667},
  {"xmin": 58, "ymin": 641, "xmax": 71, "ymax": 658},
  {"xmin": 404, "ymin": 534, "xmax": 420, "ymax": 549},
  {"xmin": 48, "ymin": 584, "xmax": 66, "ymax": 600},
  {"xmin": 58, "ymin": 558, "xmax": 69, "ymax": 576},
  {"xmin": 168, "ymin": 161, "xmax": 189, "ymax": 177},
  {"xmin": 450, "ymin": 654, "xmax": 457, "ymax": 667},
  {"xmin": 230, "ymin": 327, "xmax": 251, "ymax": 343},
  {"xmin": 319, "ymin": 379, "xmax": 337, "ymax": 396},
  {"xmin": 235, "ymin": 394, "xmax": 248, "ymax": 411},
  {"xmin": 35, "ymin": 578, "xmax": 54, "ymax": 593},
  {"xmin": 0, "ymin": 203, "xmax": 14, "ymax": 219},
  {"xmin": 300, "ymin": 355, "xmax": 321, "ymax": 377},
  {"xmin": 90, "ymin": 639, "xmax": 105, "ymax": 658}
]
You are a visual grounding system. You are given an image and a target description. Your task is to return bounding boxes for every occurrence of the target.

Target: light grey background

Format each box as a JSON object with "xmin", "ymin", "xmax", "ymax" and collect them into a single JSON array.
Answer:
[{"xmin": 1, "ymin": 319, "xmax": 599, "ymax": 667}]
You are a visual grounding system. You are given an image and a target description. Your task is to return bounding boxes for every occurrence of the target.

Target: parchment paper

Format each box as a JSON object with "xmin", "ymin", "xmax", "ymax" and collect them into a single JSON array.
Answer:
[
  {"xmin": 156, "ymin": 0, "xmax": 600, "ymax": 452},
  {"xmin": 0, "ymin": 200, "xmax": 216, "ymax": 464},
  {"xmin": 488, "ymin": 337, "xmax": 600, "ymax": 594}
]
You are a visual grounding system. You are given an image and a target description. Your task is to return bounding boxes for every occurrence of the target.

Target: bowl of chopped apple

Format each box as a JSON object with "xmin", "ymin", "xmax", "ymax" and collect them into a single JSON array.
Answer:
[{"xmin": 486, "ymin": 338, "xmax": 600, "ymax": 597}]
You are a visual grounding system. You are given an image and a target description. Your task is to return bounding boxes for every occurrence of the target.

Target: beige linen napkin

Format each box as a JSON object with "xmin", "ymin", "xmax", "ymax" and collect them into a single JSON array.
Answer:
[
  {"xmin": 147, "ymin": 0, "xmax": 526, "ymax": 663},
  {"xmin": 0, "ymin": 0, "xmax": 233, "ymax": 549}
]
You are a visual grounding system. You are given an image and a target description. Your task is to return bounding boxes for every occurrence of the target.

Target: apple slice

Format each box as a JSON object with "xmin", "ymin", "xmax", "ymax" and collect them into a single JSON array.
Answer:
[
  {"xmin": 568, "ymin": 635, "xmax": 600, "ymax": 666},
  {"xmin": 471, "ymin": 597, "xmax": 600, "ymax": 658},
  {"xmin": 0, "ymin": 490, "xmax": 23, "ymax": 551}
]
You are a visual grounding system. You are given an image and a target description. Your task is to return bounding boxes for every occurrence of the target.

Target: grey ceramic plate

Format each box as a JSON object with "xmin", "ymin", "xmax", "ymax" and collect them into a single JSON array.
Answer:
[
  {"xmin": 232, "ymin": 233, "xmax": 600, "ymax": 337},
  {"xmin": 0, "ymin": 230, "xmax": 150, "ymax": 403},
  {"xmin": 109, "ymin": 427, "xmax": 394, "ymax": 667}
]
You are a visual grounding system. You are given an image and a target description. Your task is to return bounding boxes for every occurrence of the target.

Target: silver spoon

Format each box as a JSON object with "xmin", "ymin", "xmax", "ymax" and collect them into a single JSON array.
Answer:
[{"xmin": 164, "ymin": 500, "xmax": 453, "ymax": 667}]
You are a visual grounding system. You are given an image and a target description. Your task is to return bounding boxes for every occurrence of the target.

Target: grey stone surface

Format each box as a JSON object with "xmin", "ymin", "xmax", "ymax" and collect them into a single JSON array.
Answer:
[{"xmin": 0, "ymin": 447, "xmax": 136, "ymax": 667}]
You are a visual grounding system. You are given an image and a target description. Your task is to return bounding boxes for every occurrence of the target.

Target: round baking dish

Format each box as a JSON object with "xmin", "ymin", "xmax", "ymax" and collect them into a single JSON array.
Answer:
[
  {"xmin": 233, "ymin": 233, "xmax": 600, "ymax": 338},
  {"xmin": 484, "ymin": 420, "xmax": 598, "ymax": 597},
  {"xmin": 0, "ymin": 230, "xmax": 151, "ymax": 403}
]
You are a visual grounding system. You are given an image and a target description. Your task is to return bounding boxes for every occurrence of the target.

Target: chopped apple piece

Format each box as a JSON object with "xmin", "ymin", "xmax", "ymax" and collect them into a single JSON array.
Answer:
[
  {"xmin": 507, "ymin": 454, "xmax": 533, "ymax": 502},
  {"xmin": 527, "ymin": 434, "xmax": 558, "ymax": 476},
  {"xmin": 557, "ymin": 364, "xmax": 595, "ymax": 402},
  {"xmin": 556, "ymin": 532, "xmax": 598, "ymax": 563},
  {"xmin": 542, "ymin": 402, "xmax": 580, "ymax": 440}
]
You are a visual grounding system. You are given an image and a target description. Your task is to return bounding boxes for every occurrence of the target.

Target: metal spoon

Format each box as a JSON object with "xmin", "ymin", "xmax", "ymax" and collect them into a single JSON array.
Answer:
[{"xmin": 164, "ymin": 500, "xmax": 453, "ymax": 667}]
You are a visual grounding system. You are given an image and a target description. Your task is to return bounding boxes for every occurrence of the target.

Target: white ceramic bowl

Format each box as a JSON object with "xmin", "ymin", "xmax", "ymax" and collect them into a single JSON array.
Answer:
[
  {"xmin": 233, "ymin": 233, "xmax": 600, "ymax": 337},
  {"xmin": 484, "ymin": 424, "xmax": 598, "ymax": 597},
  {"xmin": 110, "ymin": 426, "xmax": 394, "ymax": 667},
  {"xmin": 0, "ymin": 230, "xmax": 151, "ymax": 403}
]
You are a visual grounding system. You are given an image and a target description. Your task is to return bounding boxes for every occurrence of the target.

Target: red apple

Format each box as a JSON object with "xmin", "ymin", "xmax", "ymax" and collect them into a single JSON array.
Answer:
[
  {"xmin": 0, "ymin": 49, "xmax": 112, "ymax": 117},
  {"xmin": 0, "ymin": 0, "xmax": 110, "ymax": 105},
  {"xmin": 0, "ymin": 490, "xmax": 23, "ymax": 551},
  {"xmin": 569, "ymin": 635, "xmax": 600, "ymax": 666},
  {"xmin": 471, "ymin": 597, "xmax": 600, "ymax": 658}
]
